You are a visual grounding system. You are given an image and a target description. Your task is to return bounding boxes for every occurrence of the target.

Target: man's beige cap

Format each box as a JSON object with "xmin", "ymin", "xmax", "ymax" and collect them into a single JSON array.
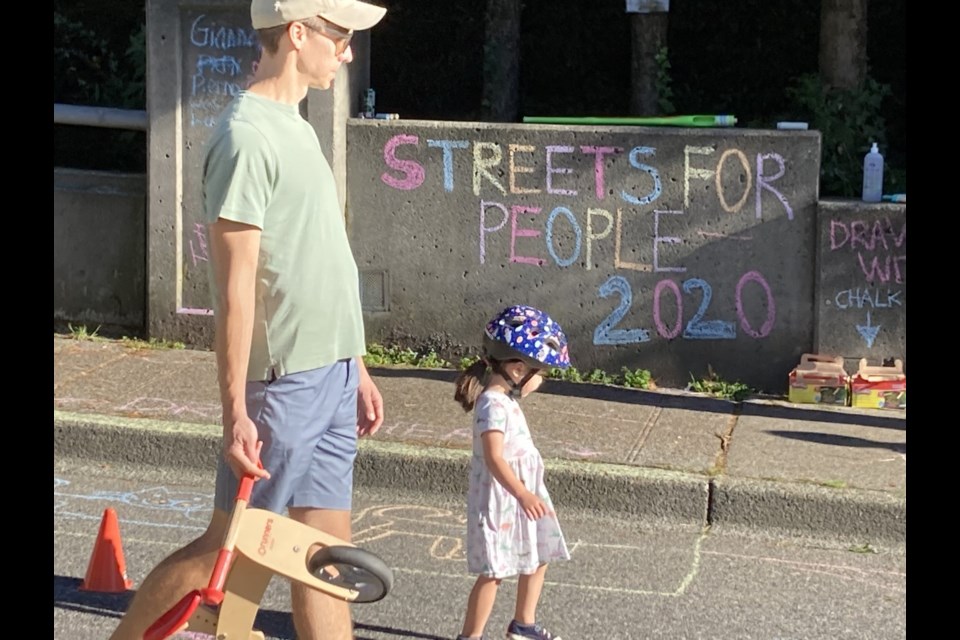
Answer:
[{"xmin": 251, "ymin": 0, "xmax": 387, "ymax": 31}]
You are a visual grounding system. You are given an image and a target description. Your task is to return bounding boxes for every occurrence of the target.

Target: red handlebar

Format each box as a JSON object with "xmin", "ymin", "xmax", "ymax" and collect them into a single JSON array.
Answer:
[{"xmin": 142, "ymin": 458, "xmax": 266, "ymax": 640}]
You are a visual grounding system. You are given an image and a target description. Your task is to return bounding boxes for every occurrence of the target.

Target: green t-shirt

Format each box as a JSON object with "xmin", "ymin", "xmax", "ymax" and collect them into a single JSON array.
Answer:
[{"xmin": 202, "ymin": 91, "xmax": 365, "ymax": 380}]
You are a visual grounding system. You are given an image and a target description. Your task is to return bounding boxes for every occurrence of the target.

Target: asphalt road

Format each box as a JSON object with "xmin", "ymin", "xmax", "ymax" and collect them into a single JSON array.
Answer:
[{"xmin": 54, "ymin": 457, "xmax": 906, "ymax": 640}]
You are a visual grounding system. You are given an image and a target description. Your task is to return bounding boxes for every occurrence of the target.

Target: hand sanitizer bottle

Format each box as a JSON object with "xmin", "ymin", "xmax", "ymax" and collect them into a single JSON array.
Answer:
[{"xmin": 861, "ymin": 142, "xmax": 884, "ymax": 203}]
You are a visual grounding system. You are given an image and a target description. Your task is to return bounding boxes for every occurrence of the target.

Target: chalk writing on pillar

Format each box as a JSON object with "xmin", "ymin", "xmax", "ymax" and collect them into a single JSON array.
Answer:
[
  {"xmin": 189, "ymin": 223, "xmax": 209, "ymax": 266},
  {"xmin": 186, "ymin": 14, "xmax": 260, "ymax": 129},
  {"xmin": 828, "ymin": 217, "xmax": 906, "ymax": 347},
  {"xmin": 379, "ymin": 136, "xmax": 790, "ymax": 343},
  {"xmin": 829, "ymin": 218, "xmax": 906, "ymax": 285}
]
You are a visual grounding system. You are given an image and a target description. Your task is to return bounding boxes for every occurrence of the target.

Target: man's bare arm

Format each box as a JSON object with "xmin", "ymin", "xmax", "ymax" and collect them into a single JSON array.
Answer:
[{"xmin": 208, "ymin": 218, "xmax": 269, "ymax": 479}]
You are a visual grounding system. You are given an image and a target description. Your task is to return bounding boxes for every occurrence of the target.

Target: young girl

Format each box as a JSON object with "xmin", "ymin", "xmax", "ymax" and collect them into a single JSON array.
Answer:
[{"xmin": 452, "ymin": 305, "xmax": 572, "ymax": 640}]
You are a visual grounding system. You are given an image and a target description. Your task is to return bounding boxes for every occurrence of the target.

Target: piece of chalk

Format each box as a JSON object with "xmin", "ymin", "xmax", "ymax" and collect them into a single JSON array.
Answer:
[{"xmin": 776, "ymin": 121, "xmax": 809, "ymax": 130}]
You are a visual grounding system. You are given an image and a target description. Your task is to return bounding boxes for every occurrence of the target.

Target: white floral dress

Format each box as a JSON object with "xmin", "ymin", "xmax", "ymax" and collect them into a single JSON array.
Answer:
[{"xmin": 466, "ymin": 390, "xmax": 570, "ymax": 578}]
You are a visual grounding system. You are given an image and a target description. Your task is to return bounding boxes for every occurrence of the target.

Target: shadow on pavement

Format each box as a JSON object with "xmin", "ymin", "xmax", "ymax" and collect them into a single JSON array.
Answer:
[
  {"xmin": 766, "ymin": 430, "xmax": 906, "ymax": 454},
  {"xmin": 741, "ymin": 403, "xmax": 905, "ymax": 430},
  {"xmin": 368, "ymin": 367, "xmax": 907, "ymax": 429},
  {"xmin": 355, "ymin": 623, "xmax": 448, "ymax": 640},
  {"xmin": 53, "ymin": 574, "xmax": 447, "ymax": 639},
  {"xmin": 53, "ymin": 574, "xmax": 130, "ymax": 620}
]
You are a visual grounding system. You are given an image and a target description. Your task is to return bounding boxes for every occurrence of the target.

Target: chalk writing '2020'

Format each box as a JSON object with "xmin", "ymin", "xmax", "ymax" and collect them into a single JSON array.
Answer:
[{"xmin": 595, "ymin": 271, "xmax": 775, "ymax": 345}]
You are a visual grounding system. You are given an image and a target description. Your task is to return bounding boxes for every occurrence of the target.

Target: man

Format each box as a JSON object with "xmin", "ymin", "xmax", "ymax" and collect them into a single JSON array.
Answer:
[{"xmin": 109, "ymin": 1, "xmax": 388, "ymax": 638}]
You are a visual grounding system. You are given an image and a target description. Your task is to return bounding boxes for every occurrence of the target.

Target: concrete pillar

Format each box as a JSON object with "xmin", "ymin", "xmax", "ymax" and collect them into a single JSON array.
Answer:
[{"xmin": 145, "ymin": 0, "xmax": 370, "ymax": 346}]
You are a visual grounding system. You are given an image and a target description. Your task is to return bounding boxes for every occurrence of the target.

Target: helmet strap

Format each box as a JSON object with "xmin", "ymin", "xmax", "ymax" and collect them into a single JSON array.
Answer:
[
  {"xmin": 490, "ymin": 359, "xmax": 539, "ymax": 399},
  {"xmin": 513, "ymin": 369, "xmax": 540, "ymax": 399}
]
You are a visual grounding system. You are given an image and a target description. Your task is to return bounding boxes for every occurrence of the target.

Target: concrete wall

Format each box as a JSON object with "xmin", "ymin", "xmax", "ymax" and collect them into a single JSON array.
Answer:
[
  {"xmin": 346, "ymin": 120, "xmax": 825, "ymax": 391},
  {"xmin": 54, "ymin": 169, "xmax": 146, "ymax": 335}
]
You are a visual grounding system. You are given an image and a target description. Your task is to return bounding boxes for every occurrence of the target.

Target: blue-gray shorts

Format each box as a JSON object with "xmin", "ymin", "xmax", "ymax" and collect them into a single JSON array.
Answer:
[{"xmin": 214, "ymin": 359, "xmax": 359, "ymax": 514}]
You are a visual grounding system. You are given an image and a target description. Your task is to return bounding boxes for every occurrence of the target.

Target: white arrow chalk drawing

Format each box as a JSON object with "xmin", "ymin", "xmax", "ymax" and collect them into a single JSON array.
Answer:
[{"xmin": 856, "ymin": 311, "xmax": 881, "ymax": 348}]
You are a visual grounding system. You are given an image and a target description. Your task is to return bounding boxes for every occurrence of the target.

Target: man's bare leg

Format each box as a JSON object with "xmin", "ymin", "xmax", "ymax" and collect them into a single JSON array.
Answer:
[
  {"xmin": 288, "ymin": 507, "xmax": 353, "ymax": 640},
  {"xmin": 108, "ymin": 508, "xmax": 229, "ymax": 640}
]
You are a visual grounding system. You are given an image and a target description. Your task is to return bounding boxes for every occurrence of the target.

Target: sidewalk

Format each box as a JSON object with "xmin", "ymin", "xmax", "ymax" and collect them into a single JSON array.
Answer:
[{"xmin": 53, "ymin": 336, "xmax": 906, "ymax": 543}]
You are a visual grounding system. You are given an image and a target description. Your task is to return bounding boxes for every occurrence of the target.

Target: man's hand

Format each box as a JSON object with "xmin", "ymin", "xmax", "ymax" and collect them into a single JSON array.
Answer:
[
  {"xmin": 356, "ymin": 358, "xmax": 384, "ymax": 437},
  {"xmin": 222, "ymin": 414, "xmax": 271, "ymax": 480}
]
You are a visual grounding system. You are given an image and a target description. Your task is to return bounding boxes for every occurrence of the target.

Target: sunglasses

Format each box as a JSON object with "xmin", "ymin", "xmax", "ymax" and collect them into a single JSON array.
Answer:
[{"xmin": 303, "ymin": 19, "xmax": 353, "ymax": 56}]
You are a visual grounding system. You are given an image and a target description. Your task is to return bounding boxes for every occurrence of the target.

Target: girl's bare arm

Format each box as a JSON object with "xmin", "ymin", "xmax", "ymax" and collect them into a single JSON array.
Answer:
[{"xmin": 481, "ymin": 430, "xmax": 546, "ymax": 519}]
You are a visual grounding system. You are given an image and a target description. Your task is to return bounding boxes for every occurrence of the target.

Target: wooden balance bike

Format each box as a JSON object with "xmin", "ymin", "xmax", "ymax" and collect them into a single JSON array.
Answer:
[{"xmin": 144, "ymin": 464, "xmax": 394, "ymax": 640}]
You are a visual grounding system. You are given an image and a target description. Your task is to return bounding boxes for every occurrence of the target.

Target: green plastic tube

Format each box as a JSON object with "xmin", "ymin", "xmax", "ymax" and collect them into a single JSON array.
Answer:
[{"xmin": 522, "ymin": 115, "xmax": 738, "ymax": 127}]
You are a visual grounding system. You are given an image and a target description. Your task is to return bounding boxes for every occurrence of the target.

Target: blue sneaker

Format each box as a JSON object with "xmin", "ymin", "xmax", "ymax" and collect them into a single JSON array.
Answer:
[{"xmin": 506, "ymin": 620, "xmax": 561, "ymax": 640}]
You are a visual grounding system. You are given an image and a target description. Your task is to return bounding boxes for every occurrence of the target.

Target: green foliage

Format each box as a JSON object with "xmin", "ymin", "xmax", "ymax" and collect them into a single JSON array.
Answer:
[
  {"xmin": 785, "ymin": 73, "xmax": 899, "ymax": 197},
  {"xmin": 120, "ymin": 336, "xmax": 186, "ymax": 350},
  {"xmin": 61, "ymin": 326, "xmax": 185, "ymax": 349},
  {"xmin": 546, "ymin": 365, "xmax": 654, "ymax": 390},
  {"xmin": 459, "ymin": 355, "xmax": 482, "ymax": 370},
  {"xmin": 547, "ymin": 367, "xmax": 583, "ymax": 383},
  {"xmin": 688, "ymin": 369, "xmax": 753, "ymax": 401},
  {"xmin": 418, "ymin": 351, "xmax": 452, "ymax": 368},
  {"xmin": 583, "ymin": 368, "xmax": 614, "ymax": 384},
  {"xmin": 364, "ymin": 344, "xmax": 416, "ymax": 366},
  {"xmin": 654, "ymin": 47, "xmax": 675, "ymax": 115},
  {"xmin": 66, "ymin": 323, "xmax": 102, "ymax": 341},
  {"xmin": 53, "ymin": 11, "xmax": 145, "ymax": 109},
  {"xmin": 364, "ymin": 343, "xmax": 451, "ymax": 369},
  {"xmin": 124, "ymin": 23, "xmax": 147, "ymax": 108},
  {"xmin": 620, "ymin": 367, "xmax": 653, "ymax": 389},
  {"xmin": 54, "ymin": 11, "xmax": 119, "ymax": 105}
]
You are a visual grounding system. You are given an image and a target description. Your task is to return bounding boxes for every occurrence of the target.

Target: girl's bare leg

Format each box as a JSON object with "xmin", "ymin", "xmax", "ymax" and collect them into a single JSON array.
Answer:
[
  {"xmin": 514, "ymin": 563, "xmax": 548, "ymax": 624},
  {"xmin": 460, "ymin": 575, "xmax": 502, "ymax": 637}
]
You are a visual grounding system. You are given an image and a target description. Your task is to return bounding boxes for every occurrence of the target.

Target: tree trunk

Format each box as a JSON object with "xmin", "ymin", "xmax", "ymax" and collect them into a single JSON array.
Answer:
[
  {"xmin": 819, "ymin": 0, "xmax": 868, "ymax": 90},
  {"xmin": 630, "ymin": 12, "xmax": 669, "ymax": 116},
  {"xmin": 482, "ymin": 0, "xmax": 521, "ymax": 122}
]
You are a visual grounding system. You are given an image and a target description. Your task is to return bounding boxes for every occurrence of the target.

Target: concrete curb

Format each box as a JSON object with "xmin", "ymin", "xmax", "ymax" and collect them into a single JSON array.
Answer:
[
  {"xmin": 53, "ymin": 411, "xmax": 905, "ymax": 544},
  {"xmin": 710, "ymin": 476, "xmax": 906, "ymax": 543},
  {"xmin": 52, "ymin": 411, "xmax": 708, "ymax": 524},
  {"xmin": 352, "ymin": 440, "xmax": 710, "ymax": 525},
  {"xmin": 54, "ymin": 411, "xmax": 221, "ymax": 471}
]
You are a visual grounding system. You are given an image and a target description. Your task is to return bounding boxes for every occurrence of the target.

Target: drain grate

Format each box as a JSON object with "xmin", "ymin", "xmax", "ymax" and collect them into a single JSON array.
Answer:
[{"xmin": 360, "ymin": 269, "xmax": 389, "ymax": 312}]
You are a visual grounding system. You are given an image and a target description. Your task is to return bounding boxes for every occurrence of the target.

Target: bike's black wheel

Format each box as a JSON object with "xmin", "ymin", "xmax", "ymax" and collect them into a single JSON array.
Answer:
[{"xmin": 307, "ymin": 545, "xmax": 394, "ymax": 603}]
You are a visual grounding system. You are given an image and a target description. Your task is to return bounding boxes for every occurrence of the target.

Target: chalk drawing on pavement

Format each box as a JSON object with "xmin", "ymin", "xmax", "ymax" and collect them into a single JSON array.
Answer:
[
  {"xmin": 54, "ymin": 477, "xmax": 213, "ymax": 523},
  {"xmin": 54, "ymin": 481, "xmax": 903, "ymax": 598}
]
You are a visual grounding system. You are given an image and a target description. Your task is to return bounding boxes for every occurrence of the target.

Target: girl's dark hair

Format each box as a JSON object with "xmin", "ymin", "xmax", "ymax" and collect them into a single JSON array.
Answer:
[{"xmin": 453, "ymin": 359, "xmax": 490, "ymax": 412}]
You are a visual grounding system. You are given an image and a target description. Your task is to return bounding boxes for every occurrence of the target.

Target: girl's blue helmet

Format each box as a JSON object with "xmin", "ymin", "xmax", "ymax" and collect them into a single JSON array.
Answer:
[{"xmin": 483, "ymin": 305, "xmax": 571, "ymax": 369}]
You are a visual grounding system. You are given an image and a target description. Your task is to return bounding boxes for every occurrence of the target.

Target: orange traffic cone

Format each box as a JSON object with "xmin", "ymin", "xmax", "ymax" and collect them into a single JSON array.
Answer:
[{"xmin": 80, "ymin": 507, "xmax": 133, "ymax": 592}]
